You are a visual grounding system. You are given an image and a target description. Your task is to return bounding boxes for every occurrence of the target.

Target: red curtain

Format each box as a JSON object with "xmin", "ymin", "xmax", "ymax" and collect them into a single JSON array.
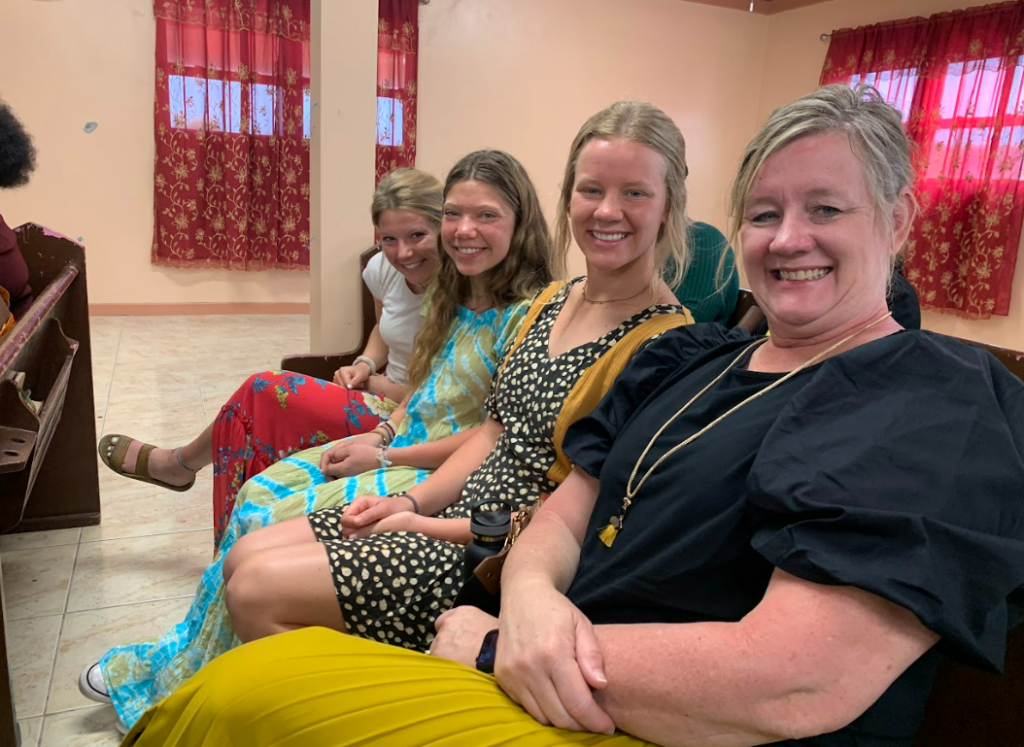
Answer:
[
  {"xmin": 152, "ymin": 0, "xmax": 311, "ymax": 270},
  {"xmin": 376, "ymin": 0, "xmax": 419, "ymax": 184},
  {"xmin": 822, "ymin": 2, "xmax": 1024, "ymax": 318}
]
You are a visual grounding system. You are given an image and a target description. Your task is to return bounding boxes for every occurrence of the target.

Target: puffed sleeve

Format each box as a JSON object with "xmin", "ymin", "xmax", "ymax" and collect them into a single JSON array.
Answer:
[
  {"xmin": 747, "ymin": 333, "xmax": 1024, "ymax": 672},
  {"xmin": 564, "ymin": 324, "xmax": 748, "ymax": 479}
]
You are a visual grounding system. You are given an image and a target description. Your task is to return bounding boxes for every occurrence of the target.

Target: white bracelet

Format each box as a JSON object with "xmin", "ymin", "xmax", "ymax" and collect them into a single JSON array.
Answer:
[
  {"xmin": 377, "ymin": 445, "xmax": 392, "ymax": 469},
  {"xmin": 354, "ymin": 355, "xmax": 377, "ymax": 376}
]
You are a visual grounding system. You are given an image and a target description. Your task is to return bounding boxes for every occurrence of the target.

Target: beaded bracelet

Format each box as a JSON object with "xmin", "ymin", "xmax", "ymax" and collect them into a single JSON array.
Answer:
[
  {"xmin": 371, "ymin": 426, "xmax": 392, "ymax": 446},
  {"xmin": 353, "ymin": 355, "xmax": 377, "ymax": 376}
]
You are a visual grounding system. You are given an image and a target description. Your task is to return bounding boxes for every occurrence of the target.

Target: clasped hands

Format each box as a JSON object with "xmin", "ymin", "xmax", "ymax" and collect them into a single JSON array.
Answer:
[
  {"xmin": 319, "ymin": 435, "xmax": 387, "ymax": 480},
  {"xmin": 429, "ymin": 587, "xmax": 616, "ymax": 735},
  {"xmin": 335, "ymin": 494, "xmax": 417, "ymax": 539}
]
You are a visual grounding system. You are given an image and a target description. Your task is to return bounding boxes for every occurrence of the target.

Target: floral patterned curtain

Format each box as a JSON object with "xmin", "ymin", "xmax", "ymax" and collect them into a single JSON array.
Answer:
[
  {"xmin": 822, "ymin": 2, "xmax": 1024, "ymax": 318},
  {"xmin": 152, "ymin": 0, "xmax": 311, "ymax": 270},
  {"xmin": 376, "ymin": 0, "xmax": 419, "ymax": 184}
]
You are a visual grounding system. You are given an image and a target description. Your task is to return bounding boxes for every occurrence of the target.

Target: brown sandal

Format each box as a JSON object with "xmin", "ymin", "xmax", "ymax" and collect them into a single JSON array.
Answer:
[{"xmin": 97, "ymin": 434, "xmax": 196, "ymax": 493}]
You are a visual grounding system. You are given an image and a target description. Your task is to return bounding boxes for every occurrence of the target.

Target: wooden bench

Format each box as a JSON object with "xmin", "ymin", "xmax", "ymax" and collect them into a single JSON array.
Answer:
[
  {"xmin": 914, "ymin": 336, "xmax": 1023, "ymax": 747},
  {"xmin": 281, "ymin": 245, "xmax": 380, "ymax": 379},
  {"xmin": 0, "ymin": 223, "xmax": 101, "ymax": 746}
]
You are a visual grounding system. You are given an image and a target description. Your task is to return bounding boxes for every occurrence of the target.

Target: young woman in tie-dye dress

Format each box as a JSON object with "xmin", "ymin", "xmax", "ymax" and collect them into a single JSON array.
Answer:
[{"xmin": 84, "ymin": 150, "xmax": 555, "ymax": 733}]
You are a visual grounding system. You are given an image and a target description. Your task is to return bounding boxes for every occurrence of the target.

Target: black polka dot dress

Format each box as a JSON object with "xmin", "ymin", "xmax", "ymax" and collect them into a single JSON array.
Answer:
[{"xmin": 307, "ymin": 278, "xmax": 683, "ymax": 650}]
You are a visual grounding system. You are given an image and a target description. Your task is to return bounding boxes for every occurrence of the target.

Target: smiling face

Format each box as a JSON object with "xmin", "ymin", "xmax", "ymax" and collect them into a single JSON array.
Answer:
[
  {"xmin": 569, "ymin": 137, "xmax": 668, "ymax": 277},
  {"xmin": 440, "ymin": 180, "xmax": 516, "ymax": 280},
  {"xmin": 740, "ymin": 131, "xmax": 905, "ymax": 338},
  {"xmin": 375, "ymin": 209, "xmax": 439, "ymax": 292}
]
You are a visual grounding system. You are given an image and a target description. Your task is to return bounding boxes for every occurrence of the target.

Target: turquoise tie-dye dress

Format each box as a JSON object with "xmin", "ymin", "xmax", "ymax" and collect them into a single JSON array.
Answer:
[{"xmin": 99, "ymin": 301, "xmax": 528, "ymax": 729}]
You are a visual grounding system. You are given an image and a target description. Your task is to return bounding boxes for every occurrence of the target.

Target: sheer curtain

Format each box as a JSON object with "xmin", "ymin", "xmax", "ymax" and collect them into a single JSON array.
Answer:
[
  {"xmin": 152, "ymin": 0, "xmax": 311, "ymax": 270},
  {"xmin": 822, "ymin": 2, "xmax": 1024, "ymax": 318},
  {"xmin": 376, "ymin": 0, "xmax": 419, "ymax": 184}
]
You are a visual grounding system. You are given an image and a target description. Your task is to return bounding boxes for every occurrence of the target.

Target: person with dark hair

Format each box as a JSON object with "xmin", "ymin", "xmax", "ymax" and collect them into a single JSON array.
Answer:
[{"xmin": 0, "ymin": 99, "xmax": 37, "ymax": 318}]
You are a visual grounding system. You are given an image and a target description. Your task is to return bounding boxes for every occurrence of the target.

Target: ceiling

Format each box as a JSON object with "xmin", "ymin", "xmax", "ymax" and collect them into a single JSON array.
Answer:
[{"xmin": 680, "ymin": 0, "xmax": 835, "ymax": 15}]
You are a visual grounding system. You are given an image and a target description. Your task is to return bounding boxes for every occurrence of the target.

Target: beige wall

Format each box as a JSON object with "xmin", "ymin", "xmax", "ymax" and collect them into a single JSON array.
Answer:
[
  {"xmin": 416, "ymin": 0, "xmax": 769, "ymax": 277},
  {"xmin": 3, "ymin": 0, "xmax": 1019, "ymax": 349},
  {"xmin": 758, "ymin": 0, "xmax": 1024, "ymax": 349},
  {"xmin": 0, "ymin": 0, "xmax": 310, "ymax": 307}
]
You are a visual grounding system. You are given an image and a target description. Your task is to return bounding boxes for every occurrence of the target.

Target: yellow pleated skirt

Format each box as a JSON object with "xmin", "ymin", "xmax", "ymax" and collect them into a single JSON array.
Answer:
[{"xmin": 120, "ymin": 627, "xmax": 655, "ymax": 747}]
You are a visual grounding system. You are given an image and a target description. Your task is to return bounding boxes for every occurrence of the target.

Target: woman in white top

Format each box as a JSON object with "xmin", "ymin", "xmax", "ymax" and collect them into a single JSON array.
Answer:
[{"xmin": 96, "ymin": 168, "xmax": 442, "ymax": 547}]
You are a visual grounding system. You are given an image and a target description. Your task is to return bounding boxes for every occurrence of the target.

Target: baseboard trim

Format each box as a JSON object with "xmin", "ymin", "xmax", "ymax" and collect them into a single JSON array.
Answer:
[{"xmin": 89, "ymin": 302, "xmax": 311, "ymax": 316}]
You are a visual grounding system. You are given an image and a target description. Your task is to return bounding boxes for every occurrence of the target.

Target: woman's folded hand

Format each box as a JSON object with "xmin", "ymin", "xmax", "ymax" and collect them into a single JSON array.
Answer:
[
  {"xmin": 319, "ymin": 442, "xmax": 383, "ymax": 479},
  {"xmin": 496, "ymin": 583, "xmax": 615, "ymax": 735},
  {"xmin": 340, "ymin": 495, "xmax": 410, "ymax": 538}
]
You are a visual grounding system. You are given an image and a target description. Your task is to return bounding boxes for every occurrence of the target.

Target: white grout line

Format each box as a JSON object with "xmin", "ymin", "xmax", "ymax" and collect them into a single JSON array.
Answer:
[
  {"xmin": 78, "ymin": 526, "xmax": 212, "ymax": 544},
  {"xmin": 91, "ymin": 319, "xmax": 121, "ymax": 439},
  {"xmin": 37, "ymin": 537, "xmax": 82, "ymax": 720},
  {"xmin": 61, "ymin": 593, "xmax": 197, "ymax": 617}
]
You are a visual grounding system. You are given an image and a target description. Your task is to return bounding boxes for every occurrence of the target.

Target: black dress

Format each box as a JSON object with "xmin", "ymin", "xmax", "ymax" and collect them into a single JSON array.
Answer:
[{"xmin": 564, "ymin": 324, "xmax": 1024, "ymax": 747}]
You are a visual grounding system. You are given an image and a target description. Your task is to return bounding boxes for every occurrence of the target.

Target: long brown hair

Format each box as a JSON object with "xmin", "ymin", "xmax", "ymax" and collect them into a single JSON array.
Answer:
[{"xmin": 405, "ymin": 150, "xmax": 554, "ymax": 389}]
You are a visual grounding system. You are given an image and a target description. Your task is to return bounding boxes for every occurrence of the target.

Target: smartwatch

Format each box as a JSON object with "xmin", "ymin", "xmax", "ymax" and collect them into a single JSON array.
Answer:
[{"xmin": 475, "ymin": 629, "xmax": 499, "ymax": 674}]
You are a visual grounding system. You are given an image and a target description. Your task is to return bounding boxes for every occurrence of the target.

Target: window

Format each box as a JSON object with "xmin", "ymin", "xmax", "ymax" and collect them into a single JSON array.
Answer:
[
  {"xmin": 853, "ymin": 58, "xmax": 1024, "ymax": 181},
  {"xmin": 923, "ymin": 57, "xmax": 1024, "ymax": 180},
  {"xmin": 169, "ymin": 75, "xmax": 311, "ymax": 138},
  {"xmin": 851, "ymin": 68, "xmax": 919, "ymax": 123},
  {"xmin": 162, "ymin": 22, "xmax": 311, "ymax": 139},
  {"xmin": 376, "ymin": 96, "xmax": 404, "ymax": 147}
]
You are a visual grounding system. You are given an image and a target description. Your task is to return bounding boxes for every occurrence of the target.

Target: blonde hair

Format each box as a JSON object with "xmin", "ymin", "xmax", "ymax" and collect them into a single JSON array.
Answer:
[
  {"xmin": 371, "ymin": 168, "xmax": 444, "ymax": 229},
  {"xmin": 728, "ymin": 83, "xmax": 917, "ymax": 264},
  {"xmin": 405, "ymin": 150, "xmax": 554, "ymax": 389},
  {"xmin": 554, "ymin": 101, "xmax": 690, "ymax": 286}
]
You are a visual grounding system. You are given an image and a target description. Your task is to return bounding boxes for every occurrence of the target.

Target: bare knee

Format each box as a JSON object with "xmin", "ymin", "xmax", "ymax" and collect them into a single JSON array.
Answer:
[
  {"xmin": 223, "ymin": 532, "xmax": 260, "ymax": 583},
  {"xmin": 225, "ymin": 554, "xmax": 276, "ymax": 640}
]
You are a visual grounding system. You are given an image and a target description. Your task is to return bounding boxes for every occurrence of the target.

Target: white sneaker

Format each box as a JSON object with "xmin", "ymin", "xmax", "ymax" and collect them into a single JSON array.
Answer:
[{"xmin": 78, "ymin": 662, "xmax": 112, "ymax": 705}]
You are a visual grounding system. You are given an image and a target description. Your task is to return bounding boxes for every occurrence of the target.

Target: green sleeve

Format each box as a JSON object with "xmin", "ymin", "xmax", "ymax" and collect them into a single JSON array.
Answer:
[{"xmin": 668, "ymin": 222, "xmax": 739, "ymax": 324}]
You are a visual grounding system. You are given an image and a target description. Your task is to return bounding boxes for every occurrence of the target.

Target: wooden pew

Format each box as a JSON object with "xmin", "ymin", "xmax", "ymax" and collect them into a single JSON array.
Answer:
[
  {"xmin": 727, "ymin": 288, "xmax": 767, "ymax": 333},
  {"xmin": 281, "ymin": 246, "xmax": 380, "ymax": 379},
  {"xmin": 0, "ymin": 223, "xmax": 101, "ymax": 747},
  {"xmin": 914, "ymin": 337, "xmax": 1024, "ymax": 747}
]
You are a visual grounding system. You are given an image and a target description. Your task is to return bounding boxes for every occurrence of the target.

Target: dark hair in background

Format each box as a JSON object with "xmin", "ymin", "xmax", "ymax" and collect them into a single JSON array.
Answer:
[{"xmin": 0, "ymin": 100, "xmax": 37, "ymax": 189}]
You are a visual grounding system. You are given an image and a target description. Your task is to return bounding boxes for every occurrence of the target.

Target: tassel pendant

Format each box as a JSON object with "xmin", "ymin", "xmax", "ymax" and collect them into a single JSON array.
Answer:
[{"xmin": 598, "ymin": 515, "xmax": 622, "ymax": 547}]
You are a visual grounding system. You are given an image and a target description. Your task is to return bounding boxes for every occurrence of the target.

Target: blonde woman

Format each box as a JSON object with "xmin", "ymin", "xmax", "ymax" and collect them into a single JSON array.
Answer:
[{"xmin": 98, "ymin": 168, "xmax": 443, "ymax": 546}]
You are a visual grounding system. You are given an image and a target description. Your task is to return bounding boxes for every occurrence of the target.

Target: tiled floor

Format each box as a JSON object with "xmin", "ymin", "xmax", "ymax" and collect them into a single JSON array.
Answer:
[{"xmin": 2, "ymin": 314, "xmax": 309, "ymax": 746}]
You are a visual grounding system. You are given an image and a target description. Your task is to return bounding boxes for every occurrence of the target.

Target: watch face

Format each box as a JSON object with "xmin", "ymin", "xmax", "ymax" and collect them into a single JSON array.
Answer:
[{"xmin": 476, "ymin": 629, "xmax": 500, "ymax": 674}]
